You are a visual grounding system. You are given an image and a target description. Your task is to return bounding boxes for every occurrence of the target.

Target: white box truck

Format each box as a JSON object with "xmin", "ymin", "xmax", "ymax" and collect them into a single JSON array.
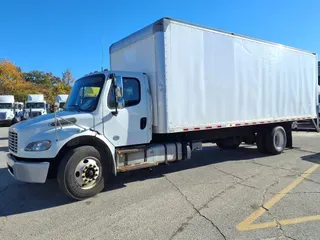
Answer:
[
  {"xmin": 0, "ymin": 95, "xmax": 15, "ymax": 125},
  {"xmin": 55, "ymin": 94, "xmax": 69, "ymax": 111},
  {"xmin": 6, "ymin": 18, "xmax": 318, "ymax": 200},
  {"xmin": 25, "ymin": 94, "xmax": 47, "ymax": 118}
]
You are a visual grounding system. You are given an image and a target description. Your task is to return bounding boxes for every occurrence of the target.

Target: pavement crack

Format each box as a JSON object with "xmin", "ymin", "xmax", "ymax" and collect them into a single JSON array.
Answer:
[
  {"xmin": 271, "ymin": 191, "xmax": 320, "ymax": 195},
  {"xmin": 292, "ymin": 148, "xmax": 318, "ymax": 155},
  {"xmin": 212, "ymin": 166, "xmax": 243, "ymax": 181},
  {"xmin": 303, "ymin": 177, "xmax": 320, "ymax": 185},
  {"xmin": 165, "ymin": 175, "xmax": 227, "ymax": 240},
  {"xmin": 250, "ymin": 161, "xmax": 298, "ymax": 174},
  {"xmin": 261, "ymin": 206, "xmax": 297, "ymax": 240},
  {"xmin": 278, "ymin": 221, "xmax": 297, "ymax": 240},
  {"xmin": 261, "ymin": 180, "xmax": 279, "ymax": 206},
  {"xmin": 238, "ymin": 183, "xmax": 260, "ymax": 190}
]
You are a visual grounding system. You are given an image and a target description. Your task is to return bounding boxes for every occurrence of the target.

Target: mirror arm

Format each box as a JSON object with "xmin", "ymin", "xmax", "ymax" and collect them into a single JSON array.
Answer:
[{"xmin": 112, "ymin": 78, "xmax": 118, "ymax": 116}]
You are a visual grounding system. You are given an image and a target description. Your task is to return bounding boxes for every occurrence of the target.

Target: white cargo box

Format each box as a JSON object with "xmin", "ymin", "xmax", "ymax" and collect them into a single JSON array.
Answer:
[
  {"xmin": 55, "ymin": 94, "xmax": 69, "ymax": 102},
  {"xmin": 110, "ymin": 18, "xmax": 318, "ymax": 134},
  {"xmin": 0, "ymin": 95, "xmax": 14, "ymax": 104},
  {"xmin": 27, "ymin": 94, "xmax": 44, "ymax": 102}
]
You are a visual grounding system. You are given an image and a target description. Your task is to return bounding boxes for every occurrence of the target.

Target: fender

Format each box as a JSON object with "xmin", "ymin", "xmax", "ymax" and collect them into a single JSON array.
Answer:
[{"xmin": 56, "ymin": 129, "xmax": 117, "ymax": 175}]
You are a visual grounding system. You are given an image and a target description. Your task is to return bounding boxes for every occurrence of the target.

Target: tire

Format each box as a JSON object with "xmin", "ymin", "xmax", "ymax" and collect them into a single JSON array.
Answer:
[
  {"xmin": 57, "ymin": 146, "xmax": 106, "ymax": 200},
  {"xmin": 216, "ymin": 137, "xmax": 241, "ymax": 149},
  {"xmin": 256, "ymin": 131, "xmax": 267, "ymax": 153},
  {"xmin": 265, "ymin": 126, "xmax": 287, "ymax": 155}
]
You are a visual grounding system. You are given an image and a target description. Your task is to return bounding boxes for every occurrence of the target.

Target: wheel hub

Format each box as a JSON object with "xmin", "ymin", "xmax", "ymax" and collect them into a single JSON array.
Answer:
[
  {"xmin": 75, "ymin": 158, "xmax": 100, "ymax": 190},
  {"xmin": 85, "ymin": 168, "xmax": 95, "ymax": 179}
]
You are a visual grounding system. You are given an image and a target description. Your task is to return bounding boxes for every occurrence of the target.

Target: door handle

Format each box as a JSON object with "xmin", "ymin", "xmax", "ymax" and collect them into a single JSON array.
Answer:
[{"xmin": 140, "ymin": 117, "xmax": 147, "ymax": 130}]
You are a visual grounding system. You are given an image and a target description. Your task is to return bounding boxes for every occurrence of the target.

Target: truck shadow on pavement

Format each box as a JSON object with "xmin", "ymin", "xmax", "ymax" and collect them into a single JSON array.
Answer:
[
  {"xmin": 0, "ymin": 145, "xmax": 268, "ymax": 217},
  {"xmin": 106, "ymin": 145, "xmax": 266, "ymax": 191},
  {"xmin": 301, "ymin": 151, "xmax": 320, "ymax": 164}
]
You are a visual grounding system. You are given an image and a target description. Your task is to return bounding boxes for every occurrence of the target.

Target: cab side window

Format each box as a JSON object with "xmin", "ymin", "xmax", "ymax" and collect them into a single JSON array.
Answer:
[{"xmin": 107, "ymin": 78, "xmax": 141, "ymax": 109}]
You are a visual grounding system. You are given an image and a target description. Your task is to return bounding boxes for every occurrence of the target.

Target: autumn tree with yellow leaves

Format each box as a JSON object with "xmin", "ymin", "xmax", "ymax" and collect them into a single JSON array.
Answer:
[{"xmin": 0, "ymin": 59, "xmax": 72, "ymax": 104}]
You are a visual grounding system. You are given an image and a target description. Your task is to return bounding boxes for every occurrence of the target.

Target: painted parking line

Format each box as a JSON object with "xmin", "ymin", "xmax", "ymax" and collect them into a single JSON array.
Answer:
[{"xmin": 237, "ymin": 164, "xmax": 320, "ymax": 231}]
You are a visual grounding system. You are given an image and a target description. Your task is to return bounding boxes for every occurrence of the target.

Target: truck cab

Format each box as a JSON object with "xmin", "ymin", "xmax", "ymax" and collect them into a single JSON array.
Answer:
[
  {"xmin": 25, "ymin": 94, "xmax": 47, "ymax": 118},
  {"xmin": 0, "ymin": 95, "xmax": 15, "ymax": 126},
  {"xmin": 7, "ymin": 71, "xmax": 153, "ymax": 199},
  {"xmin": 55, "ymin": 94, "xmax": 69, "ymax": 111}
]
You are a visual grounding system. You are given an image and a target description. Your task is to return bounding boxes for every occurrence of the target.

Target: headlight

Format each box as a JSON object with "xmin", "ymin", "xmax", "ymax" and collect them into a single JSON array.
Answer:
[{"xmin": 25, "ymin": 140, "xmax": 51, "ymax": 151}]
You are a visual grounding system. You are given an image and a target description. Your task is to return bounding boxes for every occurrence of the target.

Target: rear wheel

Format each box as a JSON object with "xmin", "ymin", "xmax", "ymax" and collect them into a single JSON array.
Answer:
[
  {"xmin": 265, "ymin": 126, "xmax": 287, "ymax": 155},
  {"xmin": 57, "ymin": 146, "xmax": 106, "ymax": 200},
  {"xmin": 216, "ymin": 137, "xmax": 242, "ymax": 149}
]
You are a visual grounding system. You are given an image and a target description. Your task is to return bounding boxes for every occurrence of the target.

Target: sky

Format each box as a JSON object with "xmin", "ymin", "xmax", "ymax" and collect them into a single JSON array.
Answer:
[{"xmin": 1, "ymin": 0, "xmax": 319, "ymax": 79}]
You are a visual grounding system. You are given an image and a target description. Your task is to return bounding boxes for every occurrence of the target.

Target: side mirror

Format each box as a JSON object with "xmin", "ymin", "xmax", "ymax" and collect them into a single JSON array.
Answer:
[
  {"xmin": 54, "ymin": 102, "xmax": 59, "ymax": 111},
  {"xmin": 115, "ymin": 76, "xmax": 123, "ymax": 99},
  {"xmin": 117, "ymin": 98, "xmax": 125, "ymax": 110}
]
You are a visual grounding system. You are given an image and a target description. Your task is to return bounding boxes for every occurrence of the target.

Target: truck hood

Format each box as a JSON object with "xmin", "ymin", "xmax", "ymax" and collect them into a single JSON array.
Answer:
[
  {"xmin": 13, "ymin": 111, "xmax": 94, "ymax": 132},
  {"xmin": 9, "ymin": 111, "xmax": 97, "ymax": 158}
]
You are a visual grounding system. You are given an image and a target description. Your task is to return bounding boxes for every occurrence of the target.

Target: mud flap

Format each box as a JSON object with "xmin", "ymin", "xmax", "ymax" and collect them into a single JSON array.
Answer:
[{"xmin": 285, "ymin": 124, "xmax": 293, "ymax": 148}]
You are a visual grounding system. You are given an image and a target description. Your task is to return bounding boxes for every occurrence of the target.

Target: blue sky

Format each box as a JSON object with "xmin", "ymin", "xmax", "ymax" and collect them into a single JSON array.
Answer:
[{"xmin": 1, "ymin": 0, "xmax": 319, "ymax": 79}]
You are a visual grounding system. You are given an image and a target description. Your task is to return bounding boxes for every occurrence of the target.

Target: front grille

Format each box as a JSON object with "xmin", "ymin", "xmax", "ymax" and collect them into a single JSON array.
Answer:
[
  {"xmin": 8, "ymin": 130, "xmax": 18, "ymax": 153},
  {"xmin": 0, "ymin": 112, "xmax": 6, "ymax": 120},
  {"xmin": 30, "ymin": 111, "xmax": 41, "ymax": 118}
]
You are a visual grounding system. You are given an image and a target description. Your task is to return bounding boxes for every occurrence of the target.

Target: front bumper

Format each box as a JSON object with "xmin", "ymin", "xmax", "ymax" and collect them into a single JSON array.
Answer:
[
  {"xmin": 6, "ymin": 153, "xmax": 50, "ymax": 183},
  {"xmin": 0, "ymin": 119, "xmax": 12, "ymax": 125}
]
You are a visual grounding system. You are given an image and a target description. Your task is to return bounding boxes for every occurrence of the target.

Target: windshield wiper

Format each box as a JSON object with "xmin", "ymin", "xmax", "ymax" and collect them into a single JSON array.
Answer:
[{"xmin": 68, "ymin": 104, "xmax": 81, "ymax": 112}]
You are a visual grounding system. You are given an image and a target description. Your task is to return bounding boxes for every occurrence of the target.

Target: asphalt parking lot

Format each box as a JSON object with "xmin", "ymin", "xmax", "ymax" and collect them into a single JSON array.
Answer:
[{"xmin": 1, "ymin": 127, "xmax": 320, "ymax": 240}]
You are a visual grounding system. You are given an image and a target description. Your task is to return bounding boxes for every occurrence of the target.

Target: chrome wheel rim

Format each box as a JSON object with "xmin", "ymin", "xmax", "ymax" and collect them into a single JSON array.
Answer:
[
  {"xmin": 74, "ymin": 157, "xmax": 101, "ymax": 190},
  {"xmin": 274, "ymin": 130, "xmax": 285, "ymax": 151}
]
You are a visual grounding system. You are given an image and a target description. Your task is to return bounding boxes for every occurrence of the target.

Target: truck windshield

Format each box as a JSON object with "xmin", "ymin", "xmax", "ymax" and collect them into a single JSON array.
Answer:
[
  {"xmin": 0, "ymin": 103, "xmax": 12, "ymax": 109},
  {"xmin": 26, "ymin": 102, "xmax": 45, "ymax": 109},
  {"xmin": 65, "ymin": 74, "xmax": 105, "ymax": 112},
  {"xmin": 59, "ymin": 102, "xmax": 65, "ymax": 109}
]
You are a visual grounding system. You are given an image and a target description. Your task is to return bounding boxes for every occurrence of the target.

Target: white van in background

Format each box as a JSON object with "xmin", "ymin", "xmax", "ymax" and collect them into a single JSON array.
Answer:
[{"xmin": 0, "ymin": 95, "xmax": 15, "ymax": 125}]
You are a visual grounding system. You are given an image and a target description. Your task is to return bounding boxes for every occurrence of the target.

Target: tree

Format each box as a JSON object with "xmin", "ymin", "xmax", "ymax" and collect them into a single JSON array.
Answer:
[
  {"xmin": 0, "ymin": 58, "xmax": 72, "ymax": 104},
  {"xmin": 62, "ymin": 68, "xmax": 74, "ymax": 85},
  {"xmin": 0, "ymin": 59, "xmax": 24, "ymax": 95},
  {"xmin": 24, "ymin": 71, "xmax": 62, "ymax": 86}
]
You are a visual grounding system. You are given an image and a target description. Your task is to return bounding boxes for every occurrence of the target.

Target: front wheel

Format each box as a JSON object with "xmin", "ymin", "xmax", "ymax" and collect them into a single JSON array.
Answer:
[{"xmin": 57, "ymin": 146, "xmax": 105, "ymax": 200}]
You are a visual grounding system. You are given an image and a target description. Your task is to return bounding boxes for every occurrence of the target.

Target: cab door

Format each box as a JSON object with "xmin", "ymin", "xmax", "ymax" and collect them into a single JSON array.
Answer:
[{"xmin": 103, "ymin": 73, "xmax": 152, "ymax": 147}]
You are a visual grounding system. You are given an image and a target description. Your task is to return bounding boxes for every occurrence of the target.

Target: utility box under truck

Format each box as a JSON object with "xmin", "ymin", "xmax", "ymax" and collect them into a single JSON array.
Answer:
[{"xmin": 6, "ymin": 18, "xmax": 318, "ymax": 200}]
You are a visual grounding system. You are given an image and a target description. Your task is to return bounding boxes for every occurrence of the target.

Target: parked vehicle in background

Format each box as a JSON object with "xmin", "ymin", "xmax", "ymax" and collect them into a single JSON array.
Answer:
[
  {"xmin": 25, "ymin": 94, "xmax": 47, "ymax": 118},
  {"xmin": 14, "ymin": 102, "xmax": 24, "ymax": 117},
  {"xmin": 0, "ymin": 95, "xmax": 15, "ymax": 126},
  {"xmin": 46, "ymin": 103, "xmax": 51, "ymax": 114},
  {"xmin": 55, "ymin": 94, "xmax": 69, "ymax": 111},
  {"xmin": 6, "ymin": 17, "xmax": 318, "ymax": 200},
  {"xmin": 292, "ymin": 85, "xmax": 320, "ymax": 131}
]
